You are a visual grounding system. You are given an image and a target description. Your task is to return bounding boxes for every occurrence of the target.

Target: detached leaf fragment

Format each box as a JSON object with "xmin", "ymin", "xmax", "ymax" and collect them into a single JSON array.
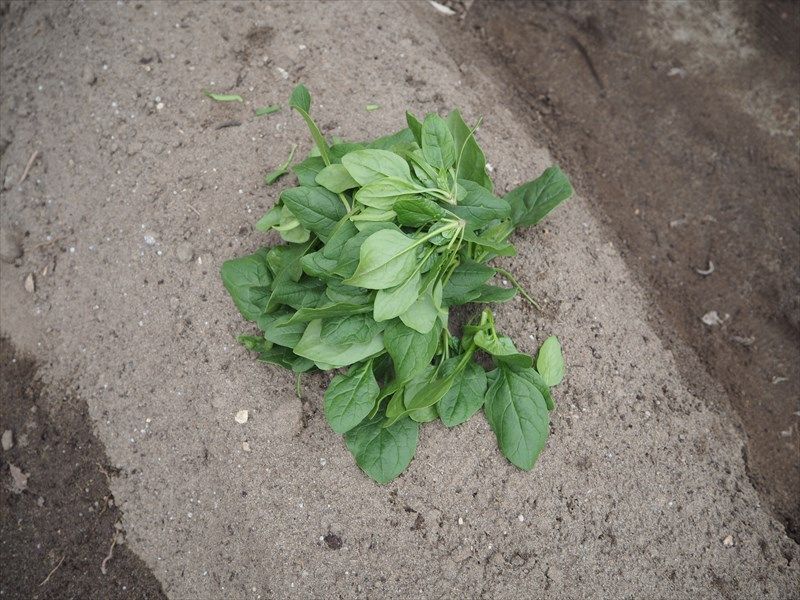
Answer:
[
  {"xmin": 204, "ymin": 90, "xmax": 244, "ymax": 103},
  {"xmin": 221, "ymin": 84, "xmax": 573, "ymax": 484}
]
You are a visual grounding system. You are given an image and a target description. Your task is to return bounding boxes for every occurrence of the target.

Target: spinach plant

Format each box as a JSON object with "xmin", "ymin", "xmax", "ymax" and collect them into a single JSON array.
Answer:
[{"xmin": 222, "ymin": 85, "xmax": 572, "ymax": 484}]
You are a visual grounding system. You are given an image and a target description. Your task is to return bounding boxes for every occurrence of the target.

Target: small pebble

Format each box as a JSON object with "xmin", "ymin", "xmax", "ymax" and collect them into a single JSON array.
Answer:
[
  {"xmin": 723, "ymin": 535, "xmax": 734, "ymax": 547},
  {"xmin": 242, "ymin": 441, "xmax": 251, "ymax": 452},
  {"xmin": 143, "ymin": 233, "xmax": 157, "ymax": 246},
  {"xmin": 235, "ymin": 410, "xmax": 249, "ymax": 424},
  {"xmin": 176, "ymin": 242, "xmax": 194, "ymax": 263},
  {"xmin": 1, "ymin": 429, "xmax": 13, "ymax": 451},
  {"xmin": 24, "ymin": 273, "xmax": 35, "ymax": 293}
]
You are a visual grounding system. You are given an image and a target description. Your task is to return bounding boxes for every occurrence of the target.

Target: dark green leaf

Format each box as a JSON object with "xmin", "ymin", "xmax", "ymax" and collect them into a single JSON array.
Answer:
[
  {"xmin": 294, "ymin": 319, "xmax": 385, "ymax": 368},
  {"xmin": 438, "ymin": 358, "xmax": 487, "ymax": 427},
  {"xmin": 269, "ymin": 278, "xmax": 325, "ymax": 310},
  {"xmin": 288, "ymin": 84, "xmax": 311, "ymax": 113},
  {"xmin": 406, "ymin": 111, "xmax": 422, "ymax": 146},
  {"xmin": 374, "ymin": 271, "xmax": 421, "ymax": 322},
  {"xmin": 321, "ymin": 313, "xmax": 383, "ymax": 345},
  {"xmin": 344, "ymin": 413, "xmax": 419, "ymax": 484},
  {"xmin": 473, "ymin": 330, "xmax": 532, "ymax": 368},
  {"xmin": 421, "ymin": 113, "xmax": 456, "ymax": 170},
  {"xmin": 484, "ymin": 365, "xmax": 550, "ymax": 470},
  {"xmin": 505, "ymin": 165, "xmax": 573, "ymax": 227},
  {"xmin": 384, "ymin": 319, "xmax": 440, "ymax": 383},
  {"xmin": 394, "ymin": 196, "xmax": 447, "ymax": 227},
  {"xmin": 446, "ymin": 109, "xmax": 492, "ymax": 190},
  {"xmin": 288, "ymin": 302, "xmax": 371, "ymax": 323},
  {"xmin": 442, "ymin": 260, "xmax": 494, "ymax": 306},
  {"xmin": 333, "ymin": 222, "xmax": 398, "ymax": 279},
  {"xmin": 257, "ymin": 311, "xmax": 307, "ymax": 348},
  {"xmin": 324, "ymin": 361, "xmax": 380, "ymax": 434},
  {"xmin": 221, "ymin": 248, "xmax": 272, "ymax": 321},
  {"xmin": 364, "ymin": 127, "xmax": 418, "ymax": 153},
  {"xmin": 292, "ymin": 156, "xmax": 327, "ymax": 186},
  {"xmin": 450, "ymin": 180, "xmax": 510, "ymax": 228},
  {"xmin": 280, "ymin": 185, "xmax": 348, "ymax": 241},
  {"xmin": 473, "ymin": 284, "xmax": 518, "ymax": 304}
]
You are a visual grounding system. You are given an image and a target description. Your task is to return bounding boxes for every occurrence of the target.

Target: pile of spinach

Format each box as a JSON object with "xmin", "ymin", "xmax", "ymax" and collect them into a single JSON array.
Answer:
[{"xmin": 222, "ymin": 85, "xmax": 572, "ymax": 484}]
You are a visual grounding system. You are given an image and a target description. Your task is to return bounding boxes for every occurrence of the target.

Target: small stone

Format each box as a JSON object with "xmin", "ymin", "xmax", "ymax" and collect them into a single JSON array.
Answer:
[
  {"xmin": 723, "ymin": 535, "xmax": 734, "ymax": 547},
  {"xmin": 701, "ymin": 311, "xmax": 723, "ymax": 326},
  {"xmin": 517, "ymin": 514, "xmax": 525, "ymax": 522},
  {"xmin": 8, "ymin": 464, "xmax": 28, "ymax": 493},
  {"xmin": 82, "ymin": 65, "xmax": 96, "ymax": 85},
  {"xmin": 143, "ymin": 233, "xmax": 157, "ymax": 246},
  {"xmin": 235, "ymin": 410, "xmax": 249, "ymax": 424},
  {"xmin": 37, "ymin": 496, "xmax": 45, "ymax": 507},
  {"xmin": 1, "ymin": 429, "xmax": 13, "ymax": 451},
  {"xmin": 24, "ymin": 273, "xmax": 35, "ymax": 293},
  {"xmin": 0, "ymin": 227, "xmax": 22, "ymax": 262},
  {"xmin": 176, "ymin": 242, "xmax": 193, "ymax": 263},
  {"xmin": 242, "ymin": 441, "xmax": 251, "ymax": 452}
]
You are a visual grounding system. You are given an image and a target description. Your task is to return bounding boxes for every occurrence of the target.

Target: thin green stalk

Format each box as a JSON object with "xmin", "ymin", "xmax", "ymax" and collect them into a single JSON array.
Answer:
[{"xmin": 493, "ymin": 267, "xmax": 542, "ymax": 311}]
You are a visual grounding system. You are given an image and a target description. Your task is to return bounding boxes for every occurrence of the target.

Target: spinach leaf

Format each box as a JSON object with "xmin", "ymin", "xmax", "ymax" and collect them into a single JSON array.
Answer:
[
  {"xmin": 344, "ymin": 413, "xmax": 419, "ymax": 484},
  {"xmin": 354, "ymin": 177, "xmax": 420, "ymax": 210},
  {"xmin": 505, "ymin": 165, "xmax": 573, "ymax": 227},
  {"xmin": 288, "ymin": 302, "xmax": 371, "ymax": 323},
  {"xmin": 384, "ymin": 319, "xmax": 440, "ymax": 383},
  {"xmin": 220, "ymin": 248, "xmax": 272, "ymax": 321},
  {"xmin": 473, "ymin": 330, "xmax": 532, "ymax": 368},
  {"xmin": 438, "ymin": 358, "xmax": 487, "ymax": 427},
  {"xmin": 421, "ymin": 113, "xmax": 456, "ymax": 170},
  {"xmin": 292, "ymin": 156, "xmax": 327, "ymax": 186},
  {"xmin": 265, "ymin": 144, "xmax": 297, "ymax": 185},
  {"xmin": 321, "ymin": 313, "xmax": 383, "ymax": 346},
  {"xmin": 536, "ymin": 336, "xmax": 564, "ymax": 386},
  {"xmin": 473, "ymin": 284, "xmax": 518, "ymax": 304},
  {"xmin": 204, "ymin": 91, "xmax": 243, "ymax": 102},
  {"xmin": 315, "ymin": 163, "xmax": 359, "ymax": 193},
  {"xmin": 255, "ymin": 104, "xmax": 281, "ymax": 116},
  {"xmin": 374, "ymin": 271, "xmax": 421, "ymax": 322},
  {"xmin": 293, "ymin": 319, "xmax": 384, "ymax": 368},
  {"xmin": 406, "ymin": 111, "xmax": 422, "ymax": 145},
  {"xmin": 341, "ymin": 149, "xmax": 412, "ymax": 185},
  {"xmin": 280, "ymin": 186, "xmax": 348, "ymax": 241},
  {"xmin": 484, "ymin": 365, "xmax": 550, "ymax": 470},
  {"xmin": 269, "ymin": 278, "xmax": 325, "ymax": 310},
  {"xmin": 446, "ymin": 109, "xmax": 492, "ymax": 190},
  {"xmin": 257, "ymin": 311, "xmax": 308, "ymax": 348},
  {"xmin": 394, "ymin": 196, "xmax": 447, "ymax": 227},
  {"xmin": 343, "ymin": 229, "xmax": 421, "ymax": 289},
  {"xmin": 324, "ymin": 361, "xmax": 380, "ymax": 434},
  {"xmin": 450, "ymin": 180, "xmax": 510, "ymax": 228},
  {"xmin": 399, "ymin": 285, "xmax": 439, "ymax": 334},
  {"xmin": 442, "ymin": 260, "xmax": 494, "ymax": 306}
]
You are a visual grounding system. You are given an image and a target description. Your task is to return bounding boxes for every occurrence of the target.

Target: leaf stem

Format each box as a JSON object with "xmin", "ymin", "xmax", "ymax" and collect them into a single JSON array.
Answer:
[{"xmin": 493, "ymin": 267, "xmax": 542, "ymax": 310}]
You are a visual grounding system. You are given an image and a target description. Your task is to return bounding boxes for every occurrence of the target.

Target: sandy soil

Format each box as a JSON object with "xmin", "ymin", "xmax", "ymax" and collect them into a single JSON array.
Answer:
[
  {"xmin": 1, "ymin": 1, "xmax": 798, "ymax": 598},
  {"xmin": 436, "ymin": 0, "xmax": 800, "ymax": 541}
]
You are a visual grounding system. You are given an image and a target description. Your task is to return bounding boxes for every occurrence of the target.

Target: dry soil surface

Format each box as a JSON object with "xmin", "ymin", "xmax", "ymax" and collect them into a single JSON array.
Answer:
[{"xmin": 1, "ymin": 1, "xmax": 799, "ymax": 599}]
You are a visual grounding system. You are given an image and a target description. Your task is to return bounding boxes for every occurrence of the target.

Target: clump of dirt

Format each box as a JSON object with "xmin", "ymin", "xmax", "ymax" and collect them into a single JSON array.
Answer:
[
  {"xmin": 0, "ymin": 337, "xmax": 166, "ymax": 599},
  {"xmin": 435, "ymin": 0, "xmax": 799, "ymax": 538}
]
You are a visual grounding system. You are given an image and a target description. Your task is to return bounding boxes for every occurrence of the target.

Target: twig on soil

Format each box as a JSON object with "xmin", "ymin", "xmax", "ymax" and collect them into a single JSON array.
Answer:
[
  {"xmin": 96, "ymin": 462, "xmax": 112, "ymax": 484},
  {"xmin": 215, "ymin": 120, "xmax": 242, "ymax": 129},
  {"xmin": 187, "ymin": 203, "xmax": 202, "ymax": 217},
  {"xmin": 100, "ymin": 532, "xmax": 118, "ymax": 575},
  {"xmin": 569, "ymin": 36, "xmax": 604, "ymax": 90},
  {"xmin": 30, "ymin": 235, "xmax": 68, "ymax": 250},
  {"xmin": 19, "ymin": 149, "xmax": 39, "ymax": 185},
  {"xmin": 39, "ymin": 555, "xmax": 65, "ymax": 586}
]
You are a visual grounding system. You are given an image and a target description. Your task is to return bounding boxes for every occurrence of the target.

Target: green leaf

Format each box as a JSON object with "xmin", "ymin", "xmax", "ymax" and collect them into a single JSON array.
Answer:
[
  {"xmin": 354, "ymin": 177, "xmax": 420, "ymax": 210},
  {"xmin": 293, "ymin": 319, "xmax": 384, "ymax": 369},
  {"xmin": 204, "ymin": 90, "xmax": 243, "ymax": 103},
  {"xmin": 292, "ymin": 156, "xmax": 327, "ymax": 186},
  {"xmin": 450, "ymin": 180, "xmax": 510, "ymax": 228},
  {"xmin": 399, "ymin": 286, "xmax": 438, "ymax": 334},
  {"xmin": 325, "ymin": 280, "xmax": 372, "ymax": 305},
  {"xmin": 421, "ymin": 113, "xmax": 456, "ymax": 170},
  {"xmin": 438, "ymin": 358, "xmax": 487, "ymax": 427},
  {"xmin": 473, "ymin": 330, "xmax": 532, "ymax": 368},
  {"xmin": 517, "ymin": 367, "xmax": 555, "ymax": 411},
  {"xmin": 288, "ymin": 302, "xmax": 371, "ymax": 323},
  {"xmin": 300, "ymin": 251, "xmax": 338, "ymax": 279},
  {"xmin": 365, "ymin": 127, "xmax": 418, "ymax": 153},
  {"xmin": 324, "ymin": 361, "xmax": 380, "ymax": 434},
  {"xmin": 406, "ymin": 112, "xmax": 423, "ymax": 145},
  {"xmin": 344, "ymin": 413, "xmax": 419, "ymax": 484},
  {"xmin": 403, "ymin": 367, "xmax": 442, "ymax": 424},
  {"xmin": 269, "ymin": 278, "xmax": 325, "ymax": 310},
  {"xmin": 334, "ymin": 222, "xmax": 399, "ymax": 279},
  {"xmin": 350, "ymin": 207, "xmax": 397, "ymax": 223},
  {"xmin": 343, "ymin": 229, "xmax": 421, "ymax": 290},
  {"xmin": 394, "ymin": 196, "xmax": 447, "ymax": 227},
  {"xmin": 473, "ymin": 284, "xmax": 518, "ymax": 304},
  {"xmin": 255, "ymin": 205, "xmax": 282, "ymax": 231},
  {"xmin": 446, "ymin": 109, "xmax": 492, "ymax": 190},
  {"xmin": 280, "ymin": 185, "xmax": 348, "ymax": 241},
  {"xmin": 341, "ymin": 149, "xmax": 412, "ymax": 186},
  {"xmin": 536, "ymin": 336, "xmax": 564, "ymax": 387},
  {"xmin": 221, "ymin": 248, "xmax": 272, "ymax": 321},
  {"xmin": 442, "ymin": 260, "xmax": 494, "ymax": 306},
  {"xmin": 374, "ymin": 271, "xmax": 421, "ymax": 322},
  {"xmin": 484, "ymin": 365, "xmax": 550, "ymax": 470},
  {"xmin": 315, "ymin": 164, "xmax": 359, "ymax": 193},
  {"xmin": 255, "ymin": 104, "xmax": 281, "ymax": 116},
  {"xmin": 505, "ymin": 165, "xmax": 573, "ymax": 227},
  {"xmin": 384, "ymin": 319, "xmax": 440, "ymax": 383},
  {"xmin": 257, "ymin": 311, "xmax": 308, "ymax": 348},
  {"xmin": 266, "ymin": 241, "xmax": 315, "ymax": 311},
  {"xmin": 461, "ymin": 228, "xmax": 516, "ymax": 256},
  {"xmin": 321, "ymin": 313, "xmax": 383, "ymax": 345},
  {"xmin": 366, "ymin": 103, "xmax": 381, "ymax": 111},
  {"xmin": 288, "ymin": 84, "xmax": 311, "ymax": 113}
]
